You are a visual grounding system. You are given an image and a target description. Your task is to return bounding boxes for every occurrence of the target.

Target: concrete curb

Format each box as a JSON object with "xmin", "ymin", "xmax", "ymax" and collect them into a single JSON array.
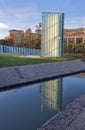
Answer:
[{"xmin": 0, "ymin": 60, "xmax": 85, "ymax": 89}]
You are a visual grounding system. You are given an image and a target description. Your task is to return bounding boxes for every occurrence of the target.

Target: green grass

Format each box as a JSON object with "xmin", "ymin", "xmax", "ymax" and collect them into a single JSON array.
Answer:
[
  {"xmin": 65, "ymin": 53, "xmax": 85, "ymax": 62},
  {"xmin": 0, "ymin": 54, "xmax": 75, "ymax": 68}
]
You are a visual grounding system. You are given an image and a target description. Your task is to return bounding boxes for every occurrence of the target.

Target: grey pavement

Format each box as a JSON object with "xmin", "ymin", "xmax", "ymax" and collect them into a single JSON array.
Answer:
[
  {"xmin": 65, "ymin": 109, "xmax": 85, "ymax": 130},
  {"xmin": 0, "ymin": 60, "xmax": 85, "ymax": 89}
]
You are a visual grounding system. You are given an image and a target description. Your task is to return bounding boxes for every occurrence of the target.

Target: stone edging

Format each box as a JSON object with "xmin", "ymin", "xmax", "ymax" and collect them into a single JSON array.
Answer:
[
  {"xmin": 0, "ymin": 60, "xmax": 85, "ymax": 89},
  {"xmin": 38, "ymin": 93, "xmax": 85, "ymax": 130}
]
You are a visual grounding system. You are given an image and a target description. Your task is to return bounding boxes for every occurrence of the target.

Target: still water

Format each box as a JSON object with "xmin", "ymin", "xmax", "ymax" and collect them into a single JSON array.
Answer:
[{"xmin": 0, "ymin": 73, "xmax": 85, "ymax": 130}]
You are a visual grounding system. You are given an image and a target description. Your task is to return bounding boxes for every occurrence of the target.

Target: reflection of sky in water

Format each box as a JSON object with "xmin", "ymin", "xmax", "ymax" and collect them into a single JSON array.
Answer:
[{"xmin": 0, "ymin": 73, "xmax": 85, "ymax": 130}]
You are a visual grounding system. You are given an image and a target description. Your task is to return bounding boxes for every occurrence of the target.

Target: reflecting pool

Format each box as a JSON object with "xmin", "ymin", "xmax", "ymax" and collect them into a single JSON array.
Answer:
[{"xmin": 0, "ymin": 72, "xmax": 85, "ymax": 130}]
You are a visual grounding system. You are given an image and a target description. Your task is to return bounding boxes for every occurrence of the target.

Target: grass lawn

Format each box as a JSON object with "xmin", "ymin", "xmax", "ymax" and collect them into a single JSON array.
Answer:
[
  {"xmin": 0, "ymin": 54, "xmax": 75, "ymax": 68},
  {"xmin": 65, "ymin": 53, "xmax": 85, "ymax": 62}
]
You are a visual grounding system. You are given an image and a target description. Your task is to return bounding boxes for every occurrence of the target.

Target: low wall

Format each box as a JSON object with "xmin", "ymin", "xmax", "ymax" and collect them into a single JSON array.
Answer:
[
  {"xmin": 0, "ymin": 60, "xmax": 85, "ymax": 89},
  {"xmin": 0, "ymin": 45, "xmax": 41, "ymax": 55}
]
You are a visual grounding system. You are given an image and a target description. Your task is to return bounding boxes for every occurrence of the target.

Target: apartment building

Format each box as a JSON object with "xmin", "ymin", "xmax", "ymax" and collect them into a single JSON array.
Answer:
[
  {"xmin": 9, "ymin": 30, "xmax": 24, "ymax": 47},
  {"xmin": 64, "ymin": 28, "xmax": 85, "ymax": 44}
]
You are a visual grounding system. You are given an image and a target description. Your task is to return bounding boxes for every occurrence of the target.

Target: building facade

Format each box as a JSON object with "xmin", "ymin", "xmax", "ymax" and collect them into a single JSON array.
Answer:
[
  {"xmin": 64, "ymin": 28, "xmax": 85, "ymax": 44},
  {"xmin": 9, "ymin": 30, "xmax": 24, "ymax": 47},
  {"xmin": 42, "ymin": 12, "xmax": 64, "ymax": 57}
]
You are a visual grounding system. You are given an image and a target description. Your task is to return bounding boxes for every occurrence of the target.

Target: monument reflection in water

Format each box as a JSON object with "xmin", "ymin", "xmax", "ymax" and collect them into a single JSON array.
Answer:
[{"xmin": 40, "ymin": 78, "xmax": 62, "ymax": 112}]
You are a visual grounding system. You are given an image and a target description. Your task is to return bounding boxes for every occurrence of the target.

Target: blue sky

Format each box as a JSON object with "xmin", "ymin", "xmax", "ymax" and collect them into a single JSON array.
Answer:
[{"xmin": 0, "ymin": 0, "xmax": 85, "ymax": 39}]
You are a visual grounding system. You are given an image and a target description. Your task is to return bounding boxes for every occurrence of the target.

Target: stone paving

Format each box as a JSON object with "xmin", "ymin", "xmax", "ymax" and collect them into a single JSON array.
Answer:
[
  {"xmin": 38, "ymin": 93, "xmax": 85, "ymax": 130},
  {"xmin": 0, "ymin": 60, "xmax": 85, "ymax": 89}
]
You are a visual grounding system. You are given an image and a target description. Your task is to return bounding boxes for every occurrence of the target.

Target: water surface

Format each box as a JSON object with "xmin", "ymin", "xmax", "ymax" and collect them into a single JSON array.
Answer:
[{"xmin": 0, "ymin": 73, "xmax": 85, "ymax": 130}]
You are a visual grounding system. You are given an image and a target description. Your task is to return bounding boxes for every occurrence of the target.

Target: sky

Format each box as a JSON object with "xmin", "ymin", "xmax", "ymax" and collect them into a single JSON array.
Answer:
[{"xmin": 0, "ymin": 0, "xmax": 85, "ymax": 39}]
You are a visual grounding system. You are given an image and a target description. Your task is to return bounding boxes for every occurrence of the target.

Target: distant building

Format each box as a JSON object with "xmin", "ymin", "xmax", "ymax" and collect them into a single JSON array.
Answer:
[
  {"xmin": 64, "ymin": 28, "xmax": 85, "ymax": 44},
  {"xmin": 9, "ymin": 30, "xmax": 24, "ymax": 47},
  {"xmin": 42, "ymin": 12, "xmax": 64, "ymax": 57}
]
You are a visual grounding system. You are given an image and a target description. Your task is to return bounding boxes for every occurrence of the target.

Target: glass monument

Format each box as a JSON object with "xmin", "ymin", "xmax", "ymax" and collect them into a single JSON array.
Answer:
[{"xmin": 42, "ymin": 12, "xmax": 64, "ymax": 57}]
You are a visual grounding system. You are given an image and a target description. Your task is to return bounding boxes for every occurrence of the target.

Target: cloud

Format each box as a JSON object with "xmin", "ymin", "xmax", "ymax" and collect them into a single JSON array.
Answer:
[
  {"xmin": 65, "ymin": 17, "xmax": 85, "ymax": 29},
  {"xmin": 0, "ymin": 23, "xmax": 9, "ymax": 29},
  {"xmin": 0, "ymin": 1, "xmax": 40, "ymax": 29}
]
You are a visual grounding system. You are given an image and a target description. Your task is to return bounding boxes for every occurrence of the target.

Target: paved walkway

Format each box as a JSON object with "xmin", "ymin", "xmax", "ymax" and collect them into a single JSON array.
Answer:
[
  {"xmin": 20, "ymin": 55, "xmax": 41, "ymax": 58},
  {"xmin": 38, "ymin": 93, "xmax": 85, "ymax": 130},
  {"xmin": 0, "ymin": 60, "xmax": 85, "ymax": 89}
]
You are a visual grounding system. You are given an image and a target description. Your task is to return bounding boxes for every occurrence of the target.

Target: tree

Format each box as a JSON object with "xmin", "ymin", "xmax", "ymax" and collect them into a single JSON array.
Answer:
[
  {"xmin": 24, "ymin": 28, "xmax": 32, "ymax": 48},
  {"xmin": 7, "ymin": 38, "xmax": 13, "ymax": 46},
  {"xmin": 34, "ymin": 23, "xmax": 42, "ymax": 49},
  {"xmin": 0, "ymin": 39, "xmax": 7, "ymax": 45},
  {"xmin": 35, "ymin": 22, "xmax": 42, "ymax": 34}
]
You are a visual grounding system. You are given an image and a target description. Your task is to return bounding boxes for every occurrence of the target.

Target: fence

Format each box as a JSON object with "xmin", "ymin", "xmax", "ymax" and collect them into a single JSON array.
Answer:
[{"xmin": 0, "ymin": 45, "xmax": 41, "ymax": 56}]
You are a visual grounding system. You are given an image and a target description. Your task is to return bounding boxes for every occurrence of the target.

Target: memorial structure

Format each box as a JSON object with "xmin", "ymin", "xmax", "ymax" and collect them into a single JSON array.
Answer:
[{"xmin": 42, "ymin": 12, "xmax": 64, "ymax": 57}]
